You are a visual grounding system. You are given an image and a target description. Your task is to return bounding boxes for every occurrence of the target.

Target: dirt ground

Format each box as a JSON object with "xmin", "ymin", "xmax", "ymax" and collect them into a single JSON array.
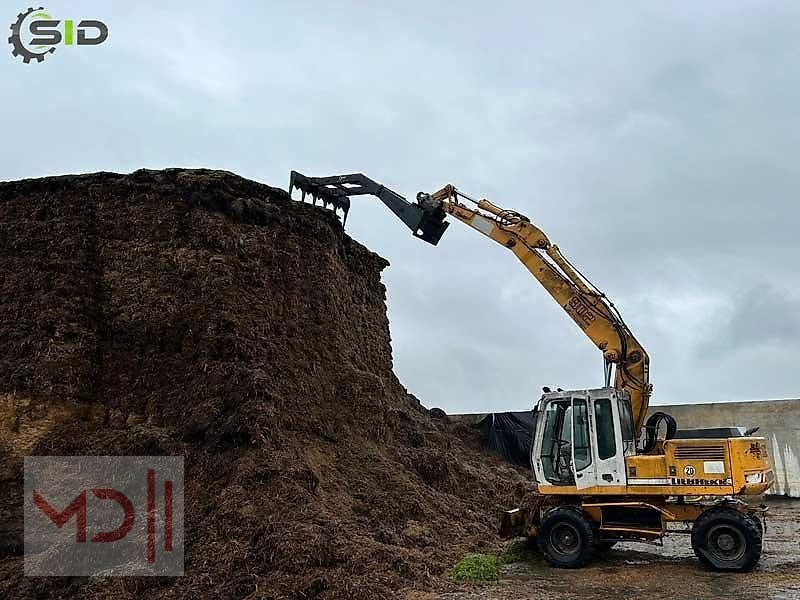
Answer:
[{"xmin": 435, "ymin": 499, "xmax": 800, "ymax": 600}]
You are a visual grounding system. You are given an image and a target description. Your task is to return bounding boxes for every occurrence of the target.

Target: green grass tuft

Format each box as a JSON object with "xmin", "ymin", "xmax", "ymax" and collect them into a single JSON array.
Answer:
[{"xmin": 449, "ymin": 553, "xmax": 500, "ymax": 582}]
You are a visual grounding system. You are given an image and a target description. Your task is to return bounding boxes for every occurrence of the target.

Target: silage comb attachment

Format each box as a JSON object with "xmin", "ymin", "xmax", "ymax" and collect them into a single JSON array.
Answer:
[{"xmin": 288, "ymin": 171, "xmax": 450, "ymax": 245}]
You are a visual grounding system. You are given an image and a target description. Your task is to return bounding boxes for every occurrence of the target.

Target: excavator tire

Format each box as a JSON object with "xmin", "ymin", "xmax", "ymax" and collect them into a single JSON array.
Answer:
[
  {"xmin": 746, "ymin": 512, "xmax": 764, "ymax": 536},
  {"xmin": 537, "ymin": 506, "xmax": 597, "ymax": 568},
  {"xmin": 691, "ymin": 507, "xmax": 762, "ymax": 572}
]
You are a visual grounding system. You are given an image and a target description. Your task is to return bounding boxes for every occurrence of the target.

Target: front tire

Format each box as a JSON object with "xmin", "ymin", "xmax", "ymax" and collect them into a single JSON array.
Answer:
[
  {"xmin": 537, "ymin": 506, "xmax": 597, "ymax": 568},
  {"xmin": 691, "ymin": 507, "xmax": 762, "ymax": 572}
]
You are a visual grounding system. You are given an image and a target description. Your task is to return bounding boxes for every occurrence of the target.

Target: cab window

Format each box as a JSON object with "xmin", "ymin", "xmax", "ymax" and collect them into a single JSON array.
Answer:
[
  {"xmin": 572, "ymin": 399, "xmax": 591, "ymax": 471},
  {"xmin": 617, "ymin": 397, "xmax": 636, "ymax": 453},
  {"xmin": 594, "ymin": 398, "xmax": 616, "ymax": 460},
  {"xmin": 539, "ymin": 400, "xmax": 574, "ymax": 485}
]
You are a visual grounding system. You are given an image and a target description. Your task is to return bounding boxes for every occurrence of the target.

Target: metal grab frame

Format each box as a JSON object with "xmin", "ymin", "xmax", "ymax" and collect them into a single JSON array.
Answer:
[{"xmin": 288, "ymin": 171, "xmax": 450, "ymax": 245}]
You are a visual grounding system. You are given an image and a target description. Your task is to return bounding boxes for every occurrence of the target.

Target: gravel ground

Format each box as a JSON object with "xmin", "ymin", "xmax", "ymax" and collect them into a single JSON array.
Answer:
[{"xmin": 434, "ymin": 499, "xmax": 800, "ymax": 600}]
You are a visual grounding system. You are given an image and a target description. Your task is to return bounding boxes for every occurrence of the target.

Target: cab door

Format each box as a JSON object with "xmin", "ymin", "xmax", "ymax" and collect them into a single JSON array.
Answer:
[
  {"xmin": 590, "ymin": 394, "xmax": 627, "ymax": 487},
  {"xmin": 571, "ymin": 395, "xmax": 596, "ymax": 490}
]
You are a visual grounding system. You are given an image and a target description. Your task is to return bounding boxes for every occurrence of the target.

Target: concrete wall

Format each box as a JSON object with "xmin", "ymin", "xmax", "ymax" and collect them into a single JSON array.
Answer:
[
  {"xmin": 451, "ymin": 398, "xmax": 800, "ymax": 497},
  {"xmin": 649, "ymin": 399, "xmax": 800, "ymax": 498}
]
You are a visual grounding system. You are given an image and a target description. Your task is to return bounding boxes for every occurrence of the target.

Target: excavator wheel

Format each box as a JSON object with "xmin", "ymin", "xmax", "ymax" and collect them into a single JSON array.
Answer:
[
  {"xmin": 746, "ymin": 512, "xmax": 764, "ymax": 536},
  {"xmin": 691, "ymin": 507, "xmax": 762, "ymax": 572},
  {"xmin": 537, "ymin": 506, "xmax": 597, "ymax": 568}
]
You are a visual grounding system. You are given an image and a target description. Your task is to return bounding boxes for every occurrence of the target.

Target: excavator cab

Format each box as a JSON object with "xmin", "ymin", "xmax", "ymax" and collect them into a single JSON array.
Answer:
[{"xmin": 532, "ymin": 388, "xmax": 633, "ymax": 491}]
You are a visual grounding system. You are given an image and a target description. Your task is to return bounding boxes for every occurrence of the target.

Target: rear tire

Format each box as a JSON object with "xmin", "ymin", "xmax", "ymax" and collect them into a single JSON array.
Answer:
[
  {"xmin": 691, "ymin": 507, "xmax": 762, "ymax": 572},
  {"xmin": 746, "ymin": 512, "xmax": 764, "ymax": 536},
  {"xmin": 537, "ymin": 506, "xmax": 597, "ymax": 568}
]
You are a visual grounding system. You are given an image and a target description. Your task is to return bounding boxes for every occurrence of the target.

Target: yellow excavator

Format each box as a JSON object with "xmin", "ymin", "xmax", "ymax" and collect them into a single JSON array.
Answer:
[{"xmin": 289, "ymin": 171, "xmax": 775, "ymax": 572}]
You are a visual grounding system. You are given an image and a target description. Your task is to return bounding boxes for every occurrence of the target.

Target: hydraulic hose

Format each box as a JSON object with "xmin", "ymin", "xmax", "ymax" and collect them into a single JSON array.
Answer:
[{"xmin": 642, "ymin": 412, "xmax": 677, "ymax": 453}]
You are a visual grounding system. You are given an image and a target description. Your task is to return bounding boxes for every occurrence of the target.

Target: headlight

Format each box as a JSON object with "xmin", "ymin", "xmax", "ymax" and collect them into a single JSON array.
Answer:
[{"xmin": 745, "ymin": 472, "xmax": 763, "ymax": 484}]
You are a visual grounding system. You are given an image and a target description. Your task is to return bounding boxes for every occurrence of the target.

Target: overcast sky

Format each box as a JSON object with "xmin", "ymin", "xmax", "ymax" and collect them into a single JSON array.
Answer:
[{"xmin": 3, "ymin": 2, "xmax": 799, "ymax": 413}]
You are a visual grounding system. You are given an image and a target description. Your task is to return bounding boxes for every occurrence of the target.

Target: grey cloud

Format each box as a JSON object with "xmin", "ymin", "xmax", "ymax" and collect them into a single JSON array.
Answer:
[{"xmin": 699, "ymin": 285, "xmax": 800, "ymax": 356}]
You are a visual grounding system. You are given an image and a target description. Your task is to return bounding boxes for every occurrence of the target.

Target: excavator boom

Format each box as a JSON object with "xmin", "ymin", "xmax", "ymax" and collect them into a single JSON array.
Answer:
[{"xmin": 289, "ymin": 172, "xmax": 652, "ymax": 435}]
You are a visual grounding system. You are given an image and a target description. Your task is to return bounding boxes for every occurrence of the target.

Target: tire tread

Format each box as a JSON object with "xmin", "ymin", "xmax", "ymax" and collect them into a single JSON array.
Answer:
[
  {"xmin": 691, "ymin": 507, "xmax": 762, "ymax": 572},
  {"xmin": 537, "ymin": 506, "xmax": 597, "ymax": 569}
]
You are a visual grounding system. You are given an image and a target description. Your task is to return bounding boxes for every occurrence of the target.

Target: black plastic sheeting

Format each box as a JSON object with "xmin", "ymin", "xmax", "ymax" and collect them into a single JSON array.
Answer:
[{"xmin": 477, "ymin": 411, "xmax": 537, "ymax": 468}]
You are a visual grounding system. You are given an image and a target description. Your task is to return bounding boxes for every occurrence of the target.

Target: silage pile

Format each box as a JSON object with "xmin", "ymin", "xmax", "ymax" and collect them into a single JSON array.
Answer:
[{"xmin": 0, "ymin": 169, "xmax": 528, "ymax": 599}]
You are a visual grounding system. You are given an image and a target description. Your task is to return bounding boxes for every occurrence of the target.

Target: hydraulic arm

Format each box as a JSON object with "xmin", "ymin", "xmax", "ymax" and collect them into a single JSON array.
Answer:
[{"xmin": 289, "ymin": 173, "xmax": 652, "ymax": 435}]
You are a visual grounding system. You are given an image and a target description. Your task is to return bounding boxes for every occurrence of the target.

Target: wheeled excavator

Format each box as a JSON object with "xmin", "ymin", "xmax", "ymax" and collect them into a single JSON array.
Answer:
[{"xmin": 289, "ymin": 171, "xmax": 775, "ymax": 572}]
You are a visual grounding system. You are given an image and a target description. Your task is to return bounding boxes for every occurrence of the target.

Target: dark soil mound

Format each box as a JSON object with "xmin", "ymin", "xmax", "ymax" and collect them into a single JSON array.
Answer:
[{"xmin": 0, "ymin": 169, "xmax": 528, "ymax": 599}]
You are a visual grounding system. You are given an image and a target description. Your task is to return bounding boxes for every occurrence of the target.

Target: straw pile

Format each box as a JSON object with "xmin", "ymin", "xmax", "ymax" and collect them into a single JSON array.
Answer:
[{"xmin": 0, "ymin": 169, "xmax": 528, "ymax": 599}]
